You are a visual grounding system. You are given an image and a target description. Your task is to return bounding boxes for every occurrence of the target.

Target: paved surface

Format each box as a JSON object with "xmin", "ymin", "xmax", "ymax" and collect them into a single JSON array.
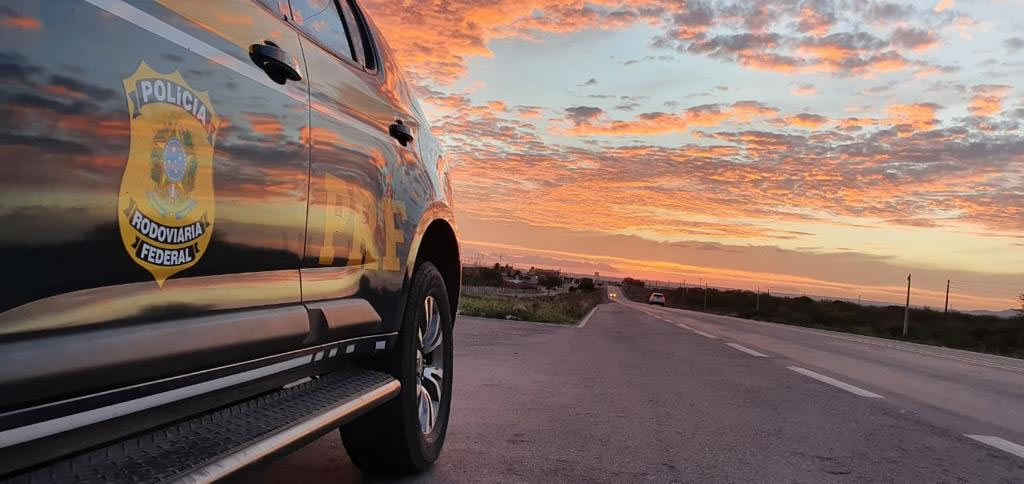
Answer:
[{"xmin": 239, "ymin": 287, "xmax": 1024, "ymax": 482}]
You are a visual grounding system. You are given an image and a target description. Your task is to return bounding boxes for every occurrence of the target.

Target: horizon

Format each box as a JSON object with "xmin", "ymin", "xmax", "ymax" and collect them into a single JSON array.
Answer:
[
  {"xmin": 461, "ymin": 256, "xmax": 1020, "ymax": 312},
  {"xmin": 362, "ymin": 0, "xmax": 1024, "ymax": 311}
]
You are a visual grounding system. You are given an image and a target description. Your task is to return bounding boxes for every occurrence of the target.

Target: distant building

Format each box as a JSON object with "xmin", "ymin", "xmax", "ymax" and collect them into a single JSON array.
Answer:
[{"xmin": 529, "ymin": 268, "xmax": 561, "ymax": 279}]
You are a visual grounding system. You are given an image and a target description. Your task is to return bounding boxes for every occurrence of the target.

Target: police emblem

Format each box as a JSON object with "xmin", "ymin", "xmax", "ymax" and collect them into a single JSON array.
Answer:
[{"xmin": 118, "ymin": 62, "xmax": 219, "ymax": 286}]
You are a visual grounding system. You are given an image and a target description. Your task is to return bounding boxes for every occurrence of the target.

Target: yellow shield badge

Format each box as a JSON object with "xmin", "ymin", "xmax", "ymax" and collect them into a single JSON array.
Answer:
[{"xmin": 118, "ymin": 62, "xmax": 219, "ymax": 286}]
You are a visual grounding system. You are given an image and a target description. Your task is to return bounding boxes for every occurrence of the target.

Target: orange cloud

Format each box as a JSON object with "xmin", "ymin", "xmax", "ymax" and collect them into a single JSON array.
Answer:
[
  {"xmin": 564, "ymin": 101, "xmax": 778, "ymax": 136},
  {"xmin": 775, "ymin": 113, "xmax": 830, "ymax": 129},
  {"xmin": 791, "ymin": 84, "xmax": 817, "ymax": 96},
  {"xmin": 968, "ymin": 85, "xmax": 1013, "ymax": 117},
  {"xmin": 795, "ymin": 4, "xmax": 835, "ymax": 36},
  {"xmin": 934, "ymin": 0, "xmax": 954, "ymax": 12},
  {"xmin": 517, "ymin": 106, "xmax": 543, "ymax": 119},
  {"xmin": 885, "ymin": 103, "xmax": 941, "ymax": 131},
  {"xmin": 837, "ymin": 117, "xmax": 879, "ymax": 131}
]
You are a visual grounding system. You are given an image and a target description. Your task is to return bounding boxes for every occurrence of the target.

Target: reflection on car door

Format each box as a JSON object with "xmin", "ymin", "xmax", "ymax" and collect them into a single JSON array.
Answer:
[
  {"xmin": 0, "ymin": 0, "xmax": 311, "ymax": 405},
  {"xmin": 288, "ymin": 0, "xmax": 419, "ymax": 337}
]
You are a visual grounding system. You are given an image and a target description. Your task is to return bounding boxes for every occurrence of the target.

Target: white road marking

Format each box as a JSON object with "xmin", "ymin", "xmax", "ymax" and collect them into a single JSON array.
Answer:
[
  {"xmin": 694, "ymin": 330, "xmax": 719, "ymax": 339},
  {"xmin": 675, "ymin": 322, "xmax": 693, "ymax": 331},
  {"xmin": 788, "ymin": 367, "xmax": 883, "ymax": 398},
  {"xmin": 726, "ymin": 343, "xmax": 768, "ymax": 357},
  {"xmin": 965, "ymin": 435, "xmax": 1024, "ymax": 459},
  {"xmin": 577, "ymin": 305, "xmax": 598, "ymax": 328}
]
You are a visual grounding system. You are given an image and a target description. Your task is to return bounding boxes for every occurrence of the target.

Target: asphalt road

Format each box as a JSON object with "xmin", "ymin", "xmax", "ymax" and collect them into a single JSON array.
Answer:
[{"xmin": 239, "ymin": 286, "xmax": 1024, "ymax": 482}]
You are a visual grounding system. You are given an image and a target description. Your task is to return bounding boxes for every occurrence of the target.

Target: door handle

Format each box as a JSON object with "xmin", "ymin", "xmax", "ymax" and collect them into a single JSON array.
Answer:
[
  {"xmin": 389, "ymin": 119, "xmax": 414, "ymax": 147},
  {"xmin": 249, "ymin": 41, "xmax": 302, "ymax": 85}
]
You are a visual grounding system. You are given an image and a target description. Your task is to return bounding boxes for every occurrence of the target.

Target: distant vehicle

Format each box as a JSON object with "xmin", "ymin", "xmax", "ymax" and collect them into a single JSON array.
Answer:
[
  {"xmin": 0, "ymin": 0, "xmax": 459, "ymax": 480},
  {"xmin": 648, "ymin": 292, "xmax": 666, "ymax": 306}
]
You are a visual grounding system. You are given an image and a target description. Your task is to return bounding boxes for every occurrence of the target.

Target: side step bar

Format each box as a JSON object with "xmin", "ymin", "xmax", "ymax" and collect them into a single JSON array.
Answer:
[{"xmin": 5, "ymin": 368, "xmax": 399, "ymax": 483}]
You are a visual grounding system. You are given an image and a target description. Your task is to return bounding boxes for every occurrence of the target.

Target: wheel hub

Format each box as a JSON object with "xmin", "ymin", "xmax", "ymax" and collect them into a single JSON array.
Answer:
[{"xmin": 416, "ymin": 295, "xmax": 445, "ymax": 435}]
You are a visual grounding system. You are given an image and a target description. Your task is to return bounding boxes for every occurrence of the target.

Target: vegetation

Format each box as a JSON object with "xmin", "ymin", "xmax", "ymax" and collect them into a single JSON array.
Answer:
[
  {"xmin": 459, "ymin": 290, "xmax": 604, "ymax": 325},
  {"xmin": 622, "ymin": 277, "xmax": 645, "ymax": 288},
  {"xmin": 538, "ymin": 274, "xmax": 562, "ymax": 290},
  {"xmin": 621, "ymin": 285, "xmax": 1024, "ymax": 358},
  {"xmin": 462, "ymin": 264, "xmax": 503, "ymax": 287}
]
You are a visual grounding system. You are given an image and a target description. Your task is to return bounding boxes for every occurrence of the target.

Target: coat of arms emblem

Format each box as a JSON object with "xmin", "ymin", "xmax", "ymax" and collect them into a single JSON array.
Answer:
[{"xmin": 118, "ymin": 62, "xmax": 219, "ymax": 286}]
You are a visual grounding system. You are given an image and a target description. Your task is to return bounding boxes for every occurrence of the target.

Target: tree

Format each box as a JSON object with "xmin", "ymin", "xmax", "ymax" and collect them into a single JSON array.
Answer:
[
  {"xmin": 464, "ymin": 266, "xmax": 503, "ymax": 287},
  {"xmin": 539, "ymin": 274, "xmax": 562, "ymax": 290},
  {"xmin": 622, "ymin": 277, "xmax": 645, "ymax": 288},
  {"xmin": 578, "ymin": 278, "xmax": 595, "ymax": 292}
]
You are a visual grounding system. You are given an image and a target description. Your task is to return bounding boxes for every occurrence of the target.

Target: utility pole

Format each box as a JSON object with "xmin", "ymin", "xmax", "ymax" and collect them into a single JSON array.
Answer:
[
  {"xmin": 756, "ymin": 285, "xmax": 760, "ymax": 310},
  {"xmin": 944, "ymin": 279, "xmax": 950, "ymax": 320},
  {"xmin": 703, "ymin": 282, "xmax": 708, "ymax": 309},
  {"xmin": 903, "ymin": 273, "xmax": 911, "ymax": 338},
  {"xmin": 857, "ymin": 295, "xmax": 861, "ymax": 306}
]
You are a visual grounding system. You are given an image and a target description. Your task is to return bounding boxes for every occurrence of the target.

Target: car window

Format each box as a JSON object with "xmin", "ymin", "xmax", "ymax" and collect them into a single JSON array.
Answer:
[
  {"xmin": 339, "ymin": 0, "xmax": 376, "ymax": 71},
  {"xmin": 288, "ymin": 0, "xmax": 356, "ymax": 62}
]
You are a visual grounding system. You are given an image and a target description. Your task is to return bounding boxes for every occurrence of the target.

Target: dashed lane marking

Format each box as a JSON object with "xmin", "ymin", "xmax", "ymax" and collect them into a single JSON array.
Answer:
[
  {"xmin": 694, "ymin": 330, "xmax": 719, "ymax": 339},
  {"xmin": 964, "ymin": 435, "xmax": 1024, "ymax": 460},
  {"xmin": 726, "ymin": 343, "xmax": 768, "ymax": 357},
  {"xmin": 788, "ymin": 366, "xmax": 883, "ymax": 399}
]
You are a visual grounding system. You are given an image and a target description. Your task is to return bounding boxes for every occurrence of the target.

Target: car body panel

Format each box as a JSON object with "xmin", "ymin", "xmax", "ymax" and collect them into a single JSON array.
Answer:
[
  {"xmin": 296, "ymin": 1, "xmax": 454, "ymax": 334},
  {"xmin": 0, "ymin": 0, "xmax": 458, "ymax": 458},
  {"xmin": 0, "ymin": 0, "xmax": 311, "ymax": 407}
]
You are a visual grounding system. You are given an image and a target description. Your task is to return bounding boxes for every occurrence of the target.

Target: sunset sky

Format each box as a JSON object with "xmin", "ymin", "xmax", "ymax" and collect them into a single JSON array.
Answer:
[{"xmin": 362, "ymin": 0, "xmax": 1024, "ymax": 310}]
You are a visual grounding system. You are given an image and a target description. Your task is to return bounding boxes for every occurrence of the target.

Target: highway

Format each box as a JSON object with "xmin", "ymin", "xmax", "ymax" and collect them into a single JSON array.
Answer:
[{"xmin": 240, "ymin": 286, "xmax": 1024, "ymax": 482}]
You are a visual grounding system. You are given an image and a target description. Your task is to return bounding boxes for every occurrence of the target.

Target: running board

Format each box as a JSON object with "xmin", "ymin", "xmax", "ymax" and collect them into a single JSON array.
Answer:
[{"xmin": 5, "ymin": 368, "xmax": 399, "ymax": 483}]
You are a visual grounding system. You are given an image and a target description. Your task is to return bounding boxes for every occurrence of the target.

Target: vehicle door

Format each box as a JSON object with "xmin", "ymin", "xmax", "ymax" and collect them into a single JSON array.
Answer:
[
  {"xmin": 0, "ymin": 0, "xmax": 311, "ymax": 408},
  {"xmin": 288, "ymin": 0, "xmax": 420, "ymax": 338}
]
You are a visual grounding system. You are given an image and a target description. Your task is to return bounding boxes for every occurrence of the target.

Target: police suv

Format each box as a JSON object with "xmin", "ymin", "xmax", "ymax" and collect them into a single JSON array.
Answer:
[{"xmin": 0, "ymin": 0, "xmax": 460, "ymax": 480}]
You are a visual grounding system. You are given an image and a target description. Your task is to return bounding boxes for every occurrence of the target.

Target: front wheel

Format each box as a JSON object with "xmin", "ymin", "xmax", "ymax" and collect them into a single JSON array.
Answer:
[{"xmin": 340, "ymin": 262, "xmax": 454, "ymax": 474}]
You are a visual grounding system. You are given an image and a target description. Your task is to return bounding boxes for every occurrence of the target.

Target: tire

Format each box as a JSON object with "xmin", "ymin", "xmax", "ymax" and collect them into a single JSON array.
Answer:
[{"xmin": 340, "ymin": 261, "xmax": 454, "ymax": 475}]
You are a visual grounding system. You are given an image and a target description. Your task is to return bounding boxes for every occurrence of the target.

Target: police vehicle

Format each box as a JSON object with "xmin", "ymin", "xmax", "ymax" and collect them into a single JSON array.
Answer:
[{"xmin": 0, "ymin": 0, "xmax": 460, "ymax": 480}]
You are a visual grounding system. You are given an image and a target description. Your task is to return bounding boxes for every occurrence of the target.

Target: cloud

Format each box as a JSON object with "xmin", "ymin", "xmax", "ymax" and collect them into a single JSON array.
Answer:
[
  {"xmin": 791, "ymin": 83, "xmax": 817, "ymax": 96},
  {"xmin": 563, "ymin": 101, "xmax": 779, "ymax": 136},
  {"xmin": 564, "ymin": 106, "xmax": 605, "ymax": 126},
  {"xmin": 863, "ymin": 2, "xmax": 916, "ymax": 24},
  {"xmin": 885, "ymin": 103, "xmax": 942, "ymax": 131},
  {"xmin": 774, "ymin": 113, "xmax": 830, "ymax": 129},
  {"xmin": 890, "ymin": 27, "xmax": 940, "ymax": 52},
  {"xmin": 912, "ymin": 63, "xmax": 960, "ymax": 78},
  {"xmin": 1004, "ymin": 37, "xmax": 1024, "ymax": 53},
  {"xmin": 934, "ymin": 0, "xmax": 954, "ymax": 13},
  {"xmin": 669, "ymin": 0, "xmax": 715, "ymax": 40},
  {"xmin": 622, "ymin": 55, "xmax": 674, "ymax": 65},
  {"xmin": 578, "ymin": 78, "xmax": 599, "ymax": 87},
  {"xmin": 968, "ymin": 84, "xmax": 1014, "ymax": 116},
  {"xmin": 793, "ymin": 0, "xmax": 836, "ymax": 36},
  {"xmin": 516, "ymin": 106, "xmax": 544, "ymax": 119}
]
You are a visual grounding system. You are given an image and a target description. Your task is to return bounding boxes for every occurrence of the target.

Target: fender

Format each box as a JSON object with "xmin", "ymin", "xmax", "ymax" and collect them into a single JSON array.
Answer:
[{"xmin": 404, "ymin": 201, "xmax": 459, "ymax": 280}]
